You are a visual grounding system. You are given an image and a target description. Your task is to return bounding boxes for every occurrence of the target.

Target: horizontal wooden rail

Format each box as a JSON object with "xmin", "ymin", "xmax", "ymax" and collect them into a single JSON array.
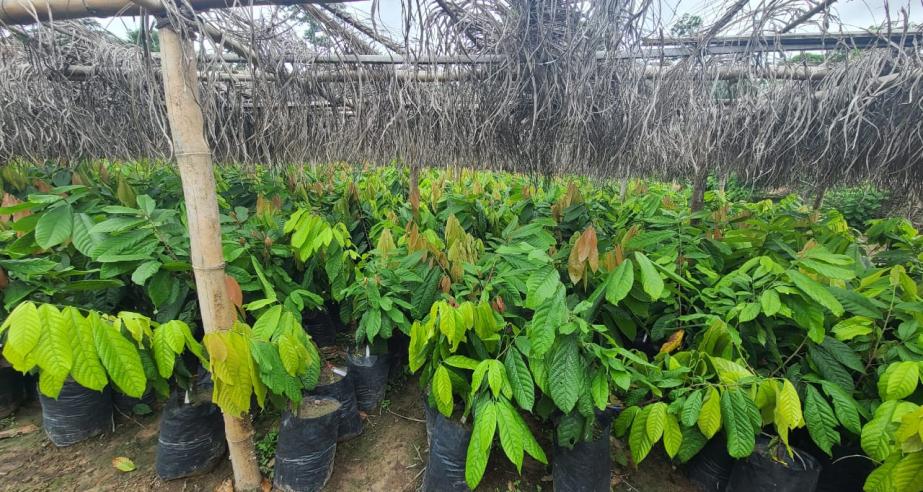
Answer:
[{"xmin": 0, "ymin": 0, "xmax": 358, "ymax": 25}]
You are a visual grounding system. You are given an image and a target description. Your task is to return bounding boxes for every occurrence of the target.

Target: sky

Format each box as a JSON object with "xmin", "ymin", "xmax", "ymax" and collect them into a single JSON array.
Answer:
[{"xmin": 101, "ymin": 0, "xmax": 923, "ymax": 42}]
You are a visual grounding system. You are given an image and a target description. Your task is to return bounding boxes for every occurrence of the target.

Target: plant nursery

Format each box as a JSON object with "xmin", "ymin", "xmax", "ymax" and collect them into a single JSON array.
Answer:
[{"xmin": 0, "ymin": 1, "xmax": 922, "ymax": 491}]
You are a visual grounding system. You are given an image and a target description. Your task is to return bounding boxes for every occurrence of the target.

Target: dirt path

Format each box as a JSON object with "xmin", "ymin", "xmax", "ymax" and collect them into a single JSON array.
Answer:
[{"xmin": 0, "ymin": 380, "xmax": 697, "ymax": 492}]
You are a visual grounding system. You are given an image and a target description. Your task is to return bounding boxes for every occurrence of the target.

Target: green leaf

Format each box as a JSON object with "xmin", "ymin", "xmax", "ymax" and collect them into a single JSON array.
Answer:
[
  {"xmin": 38, "ymin": 370, "xmax": 65, "ymax": 398},
  {"xmin": 64, "ymin": 307, "xmax": 107, "ymax": 391},
  {"xmin": 444, "ymin": 355, "xmax": 480, "ymax": 370},
  {"xmin": 1, "ymin": 302, "xmax": 42, "ymax": 371},
  {"xmin": 829, "ymin": 286, "xmax": 882, "ymax": 319},
  {"xmin": 496, "ymin": 399, "xmax": 525, "ymax": 472},
  {"xmin": 721, "ymin": 388, "xmax": 756, "ymax": 458},
  {"xmin": 663, "ymin": 413, "xmax": 683, "ymax": 459},
  {"xmin": 465, "ymin": 399, "xmax": 497, "ymax": 489},
  {"xmin": 799, "ymin": 258, "xmax": 856, "ymax": 281},
  {"xmin": 147, "ymin": 270, "xmax": 175, "ymax": 308},
  {"xmin": 529, "ymin": 285, "xmax": 565, "ymax": 356},
  {"xmin": 820, "ymin": 380, "xmax": 863, "ymax": 435},
  {"xmin": 787, "ymin": 270, "xmax": 844, "ymax": 316},
  {"xmin": 362, "ymin": 309, "xmax": 383, "ymax": 343},
  {"xmin": 675, "ymin": 426, "xmax": 708, "ymax": 463},
  {"xmin": 0, "ymin": 258, "xmax": 57, "ymax": 276},
  {"xmin": 252, "ymin": 305, "xmax": 283, "ymax": 341},
  {"xmin": 35, "ymin": 203, "xmax": 73, "ymax": 249},
  {"xmin": 605, "ymin": 259, "xmax": 634, "ymax": 305},
  {"xmin": 863, "ymin": 455, "xmax": 899, "ymax": 492},
  {"xmin": 635, "ymin": 252, "xmax": 664, "ymax": 299},
  {"xmin": 557, "ymin": 411, "xmax": 585, "ymax": 449},
  {"xmin": 487, "ymin": 360, "xmax": 505, "ymax": 398},
  {"xmin": 591, "ymin": 369, "xmax": 608, "ymax": 411},
  {"xmin": 832, "ymin": 316, "xmax": 874, "ymax": 341},
  {"xmin": 613, "ymin": 406, "xmax": 639, "ymax": 437},
  {"xmin": 862, "ymin": 401, "xmax": 898, "ymax": 462},
  {"xmin": 646, "ymin": 402, "xmax": 667, "ymax": 443},
  {"xmin": 433, "ymin": 365, "xmax": 454, "ymax": 417},
  {"xmin": 549, "ymin": 336, "xmax": 583, "ymax": 413},
  {"xmin": 760, "ymin": 289, "xmax": 781, "ymax": 316},
  {"xmin": 821, "ymin": 338, "xmax": 865, "ymax": 372},
  {"xmin": 278, "ymin": 333, "xmax": 301, "ymax": 376},
  {"xmin": 738, "ymin": 302, "xmax": 760, "ymax": 323},
  {"xmin": 804, "ymin": 385, "xmax": 840, "ymax": 457},
  {"xmin": 71, "ymin": 213, "xmax": 101, "ymax": 257},
  {"xmin": 32, "ymin": 304, "xmax": 73, "ymax": 387},
  {"xmin": 526, "ymin": 267, "xmax": 561, "ymax": 307},
  {"xmin": 809, "ymin": 345, "xmax": 854, "ymax": 392},
  {"xmin": 890, "ymin": 451, "xmax": 923, "ymax": 492},
  {"xmin": 91, "ymin": 313, "xmax": 146, "ymax": 398},
  {"xmin": 697, "ymin": 386, "xmax": 722, "ymax": 439},
  {"xmin": 681, "ymin": 389, "xmax": 704, "ymax": 427},
  {"xmin": 504, "ymin": 349, "xmax": 535, "ymax": 412},
  {"xmin": 131, "ymin": 261, "xmax": 162, "ymax": 286},
  {"xmin": 152, "ymin": 324, "xmax": 176, "ymax": 379},
  {"xmin": 882, "ymin": 361, "xmax": 919, "ymax": 401},
  {"xmin": 629, "ymin": 405, "xmax": 654, "ymax": 463}
]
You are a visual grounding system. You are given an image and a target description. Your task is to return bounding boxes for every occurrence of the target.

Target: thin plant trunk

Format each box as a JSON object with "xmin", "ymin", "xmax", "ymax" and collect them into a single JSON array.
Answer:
[
  {"xmin": 409, "ymin": 163, "xmax": 420, "ymax": 216},
  {"xmin": 813, "ymin": 185, "xmax": 827, "ymax": 210},
  {"xmin": 690, "ymin": 168, "xmax": 709, "ymax": 213},
  {"xmin": 619, "ymin": 179, "xmax": 628, "ymax": 200},
  {"xmin": 158, "ymin": 22, "xmax": 262, "ymax": 492},
  {"xmin": 718, "ymin": 173, "xmax": 728, "ymax": 195}
]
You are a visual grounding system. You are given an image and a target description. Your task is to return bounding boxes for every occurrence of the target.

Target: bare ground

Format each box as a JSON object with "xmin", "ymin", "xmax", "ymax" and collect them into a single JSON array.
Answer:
[{"xmin": 0, "ymin": 380, "xmax": 697, "ymax": 492}]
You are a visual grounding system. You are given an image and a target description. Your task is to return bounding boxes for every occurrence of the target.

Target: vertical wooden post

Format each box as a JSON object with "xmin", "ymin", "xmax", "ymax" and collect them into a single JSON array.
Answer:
[{"xmin": 157, "ymin": 21, "xmax": 262, "ymax": 491}]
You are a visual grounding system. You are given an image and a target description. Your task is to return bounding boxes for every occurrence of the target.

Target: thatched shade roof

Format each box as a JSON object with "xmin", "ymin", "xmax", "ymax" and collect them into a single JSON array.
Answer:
[{"xmin": 0, "ymin": 0, "xmax": 921, "ymax": 193}]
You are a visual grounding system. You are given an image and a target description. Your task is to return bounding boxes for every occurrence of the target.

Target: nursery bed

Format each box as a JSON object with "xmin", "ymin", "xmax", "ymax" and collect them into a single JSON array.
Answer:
[{"xmin": 0, "ymin": 381, "xmax": 696, "ymax": 492}]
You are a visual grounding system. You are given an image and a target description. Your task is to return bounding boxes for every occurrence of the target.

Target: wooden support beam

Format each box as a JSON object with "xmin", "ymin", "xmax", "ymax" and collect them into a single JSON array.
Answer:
[
  {"xmin": 299, "ymin": 4, "xmax": 375, "ymax": 54},
  {"xmin": 54, "ymin": 61, "xmax": 830, "ymax": 82},
  {"xmin": 156, "ymin": 20, "xmax": 263, "ymax": 492},
  {"xmin": 779, "ymin": 0, "xmax": 837, "ymax": 33},
  {"xmin": 700, "ymin": 0, "xmax": 750, "ymax": 40},
  {"xmin": 0, "ymin": 0, "xmax": 358, "ymax": 26},
  {"xmin": 320, "ymin": 4, "xmax": 404, "ymax": 54}
]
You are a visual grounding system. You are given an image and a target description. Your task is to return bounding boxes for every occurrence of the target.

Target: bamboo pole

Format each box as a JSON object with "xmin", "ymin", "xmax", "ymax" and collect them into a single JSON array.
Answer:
[
  {"xmin": 0, "ymin": 0, "xmax": 355, "ymax": 24},
  {"xmin": 157, "ymin": 20, "xmax": 262, "ymax": 492}
]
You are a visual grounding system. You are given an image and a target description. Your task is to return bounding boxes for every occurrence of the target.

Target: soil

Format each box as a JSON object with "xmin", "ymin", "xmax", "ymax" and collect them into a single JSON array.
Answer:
[
  {"xmin": 295, "ymin": 397, "xmax": 341, "ymax": 419},
  {"xmin": 317, "ymin": 365, "xmax": 346, "ymax": 386},
  {"xmin": 0, "ymin": 381, "xmax": 700, "ymax": 492}
]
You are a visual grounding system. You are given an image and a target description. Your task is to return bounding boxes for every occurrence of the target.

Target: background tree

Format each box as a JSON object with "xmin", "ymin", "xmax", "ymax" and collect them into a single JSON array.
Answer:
[
  {"xmin": 670, "ymin": 14, "xmax": 702, "ymax": 37},
  {"xmin": 125, "ymin": 27, "xmax": 159, "ymax": 52}
]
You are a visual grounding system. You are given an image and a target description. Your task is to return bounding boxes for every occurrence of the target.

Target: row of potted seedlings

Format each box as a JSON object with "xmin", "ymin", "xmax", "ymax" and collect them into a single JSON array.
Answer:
[{"xmin": 3, "ymin": 178, "xmax": 922, "ymax": 491}]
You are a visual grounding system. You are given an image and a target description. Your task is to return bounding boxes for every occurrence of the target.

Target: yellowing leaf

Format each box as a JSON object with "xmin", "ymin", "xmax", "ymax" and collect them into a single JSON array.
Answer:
[
  {"xmin": 697, "ymin": 387, "xmax": 722, "ymax": 439},
  {"xmin": 774, "ymin": 379, "xmax": 805, "ymax": 452},
  {"xmin": 433, "ymin": 364, "xmax": 454, "ymax": 417},
  {"xmin": 2, "ymin": 302, "xmax": 42, "ymax": 372},
  {"xmin": 112, "ymin": 456, "xmax": 136, "ymax": 472},
  {"xmin": 881, "ymin": 361, "xmax": 920, "ymax": 402},
  {"xmin": 659, "ymin": 330, "xmax": 684, "ymax": 354}
]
